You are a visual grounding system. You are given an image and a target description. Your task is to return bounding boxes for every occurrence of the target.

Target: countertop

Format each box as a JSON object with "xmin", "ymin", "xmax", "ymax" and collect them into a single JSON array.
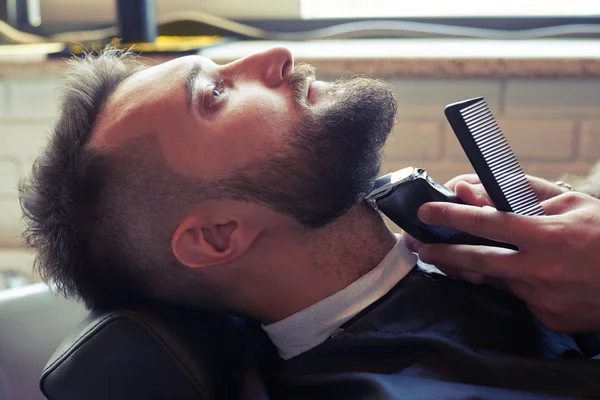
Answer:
[{"xmin": 1, "ymin": 39, "xmax": 599, "ymax": 78}]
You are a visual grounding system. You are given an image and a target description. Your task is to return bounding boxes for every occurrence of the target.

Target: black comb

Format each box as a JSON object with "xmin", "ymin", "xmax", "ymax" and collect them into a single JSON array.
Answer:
[{"xmin": 445, "ymin": 97, "xmax": 545, "ymax": 216}]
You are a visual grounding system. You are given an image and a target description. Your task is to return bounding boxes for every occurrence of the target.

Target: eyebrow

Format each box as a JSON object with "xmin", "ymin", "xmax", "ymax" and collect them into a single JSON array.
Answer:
[{"xmin": 185, "ymin": 63, "xmax": 202, "ymax": 112}]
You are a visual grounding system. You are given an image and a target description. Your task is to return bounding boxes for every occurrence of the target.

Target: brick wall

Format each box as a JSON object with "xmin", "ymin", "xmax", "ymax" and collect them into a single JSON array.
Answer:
[
  {"xmin": 381, "ymin": 78, "xmax": 600, "ymax": 182},
  {"xmin": 0, "ymin": 76, "xmax": 57, "ymax": 244},
  {"xmin": 0, "ymin": 69, "xmax": 599, "ymax": 254}
]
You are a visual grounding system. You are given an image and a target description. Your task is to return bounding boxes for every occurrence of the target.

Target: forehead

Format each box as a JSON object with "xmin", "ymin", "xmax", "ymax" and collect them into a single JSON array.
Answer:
[{"xmin": 89, "ymin": 55, "xmax": 205, "ymax": 150}]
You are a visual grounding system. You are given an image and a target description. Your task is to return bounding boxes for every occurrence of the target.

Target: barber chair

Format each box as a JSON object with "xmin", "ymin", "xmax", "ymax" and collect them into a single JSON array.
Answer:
[
  {"xmin": 0, "ymin": 283, "xmax": 88, "ymax": 400},
  {"xmin": 38, "ymin": 302, "xmax": 251, "ymax": 400}
]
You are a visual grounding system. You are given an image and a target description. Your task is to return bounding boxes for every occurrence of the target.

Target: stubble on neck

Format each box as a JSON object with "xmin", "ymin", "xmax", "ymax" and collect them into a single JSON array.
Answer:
[{"xmin": 306, "ymin": 201, "xmax": 398, "ymax": 287}]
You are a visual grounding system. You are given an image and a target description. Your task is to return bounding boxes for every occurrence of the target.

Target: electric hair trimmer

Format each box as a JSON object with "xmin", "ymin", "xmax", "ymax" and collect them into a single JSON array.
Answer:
[{"xmin": 366, "ymin": 167, "xmax": 516, "ymax": 249}]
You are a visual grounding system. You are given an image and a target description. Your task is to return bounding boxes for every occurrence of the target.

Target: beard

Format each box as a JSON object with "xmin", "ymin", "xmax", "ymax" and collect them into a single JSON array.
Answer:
[{"xmin": 214, "ymin": 68, "xmax": 397, "ymax": 228}]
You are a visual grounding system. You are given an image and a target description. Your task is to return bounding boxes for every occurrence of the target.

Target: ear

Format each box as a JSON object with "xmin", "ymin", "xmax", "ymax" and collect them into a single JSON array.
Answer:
[{"xmin": 171, "ymin": 213, "xmax": 262, "ymax": 269}]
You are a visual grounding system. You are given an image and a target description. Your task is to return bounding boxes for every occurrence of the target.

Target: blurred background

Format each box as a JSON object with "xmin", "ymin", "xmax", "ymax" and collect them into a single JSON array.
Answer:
[{"xmin": 1, "ymin": 0, "xmax": 599, "ymax": 290}]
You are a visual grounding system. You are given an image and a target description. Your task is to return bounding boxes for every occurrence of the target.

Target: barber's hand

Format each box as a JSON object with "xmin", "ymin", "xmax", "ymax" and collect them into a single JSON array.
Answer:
[
  {"xmin": 402, "ymin": 174, "xmax": 567, "ymax": 253},
  {"xmin": 413, "ymin": 189, "xmax": 600, "ymax": 333}
]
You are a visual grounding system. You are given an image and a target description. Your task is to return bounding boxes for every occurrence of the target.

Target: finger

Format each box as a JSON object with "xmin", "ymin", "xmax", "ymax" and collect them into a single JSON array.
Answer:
[
  {"xmin": 418, "ymin": 243, "xmax": 524, "ymax": 280},
  {"xmin": 439, "ymin": 264, "xmax": 511, "ymax": 292},
  {"xmin": 445, "ymin": 174, "xmax": 480, "ymax": 191},
  {"xmin": 401, "ymin": 231, "xmax": 422, "ymax": 252},
  {"xmin": 454, "ymin": 181, "xmax": 493, "ymax": 207},
  {"xmin": 436, "ymin": 265, "xmax": 485, "ymax": 284},
  {"xmin": 418, "ymin": 202, "xmax": 537, "ymax": 246},
  {"xmin": 541, "ymin": 191, "xmax": 591, "ymax": 216}
]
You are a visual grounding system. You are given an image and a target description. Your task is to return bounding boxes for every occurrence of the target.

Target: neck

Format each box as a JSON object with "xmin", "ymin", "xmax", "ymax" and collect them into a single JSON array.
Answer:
[{"xmin": 239, "ymin": 201, "xmax": 397, "ymax": 323}]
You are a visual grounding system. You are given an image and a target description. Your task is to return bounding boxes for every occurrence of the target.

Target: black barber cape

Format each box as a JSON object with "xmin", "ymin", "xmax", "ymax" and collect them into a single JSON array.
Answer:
[{"xmin": 246, "ymin": 268, "xmax": 600, "ymax": 400}]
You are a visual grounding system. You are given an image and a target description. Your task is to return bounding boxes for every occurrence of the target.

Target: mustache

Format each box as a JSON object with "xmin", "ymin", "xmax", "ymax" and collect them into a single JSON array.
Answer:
[{"xmin": 287, "ymin": 63, "xmax": 316, "ymax": 108}]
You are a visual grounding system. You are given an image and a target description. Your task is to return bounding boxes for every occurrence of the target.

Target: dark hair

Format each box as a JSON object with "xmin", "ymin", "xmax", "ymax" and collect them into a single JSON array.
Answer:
[{"xmin": 19, "ymin": 48, "xmax": 178, "ymax": 309}]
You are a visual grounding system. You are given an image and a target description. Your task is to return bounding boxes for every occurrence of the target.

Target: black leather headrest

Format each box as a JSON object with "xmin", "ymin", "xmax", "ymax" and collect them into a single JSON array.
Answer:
[{"xmin": 40, "ymin": 306, "xmax": 249, "ymax": 400}]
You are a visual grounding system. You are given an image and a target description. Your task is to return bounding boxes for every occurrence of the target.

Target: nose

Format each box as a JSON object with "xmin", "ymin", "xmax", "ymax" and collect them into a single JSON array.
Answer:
[{"xmin": 222, "ymin": 46, "xmax": 294, "ymax": 88}]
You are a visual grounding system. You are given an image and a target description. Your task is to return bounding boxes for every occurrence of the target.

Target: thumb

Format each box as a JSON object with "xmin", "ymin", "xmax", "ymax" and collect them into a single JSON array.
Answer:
[{"xmin": 454, "ymin": 181, "xmax": 494, "ymax": 207}]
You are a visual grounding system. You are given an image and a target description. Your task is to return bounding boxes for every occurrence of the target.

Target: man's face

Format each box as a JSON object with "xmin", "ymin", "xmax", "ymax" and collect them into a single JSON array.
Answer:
[{"xmin": 92, "ymin": 46, "xmax": 397, "ymax": 227}]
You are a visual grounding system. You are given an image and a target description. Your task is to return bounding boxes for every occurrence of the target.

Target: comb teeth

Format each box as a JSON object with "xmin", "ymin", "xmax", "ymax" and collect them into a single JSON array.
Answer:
[{"xmin": 455, "ymin": 98, "xmax": 545, "ymax": 216}]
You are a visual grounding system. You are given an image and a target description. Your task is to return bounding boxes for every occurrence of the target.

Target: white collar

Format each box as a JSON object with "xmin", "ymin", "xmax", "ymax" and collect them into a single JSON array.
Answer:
[{"xmin": 262, "ymin": 234, "xmax": 417, "ymax": 360}]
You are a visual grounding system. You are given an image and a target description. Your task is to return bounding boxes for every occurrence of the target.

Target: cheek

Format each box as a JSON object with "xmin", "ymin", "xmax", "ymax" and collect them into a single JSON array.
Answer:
[
  {"xmin": 211, "ymin": 88, "xmax": 296, "ymax": 163},
  {"xmin": 235, "ymin": 84, "xmax": 295, "ymax": 135}
]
